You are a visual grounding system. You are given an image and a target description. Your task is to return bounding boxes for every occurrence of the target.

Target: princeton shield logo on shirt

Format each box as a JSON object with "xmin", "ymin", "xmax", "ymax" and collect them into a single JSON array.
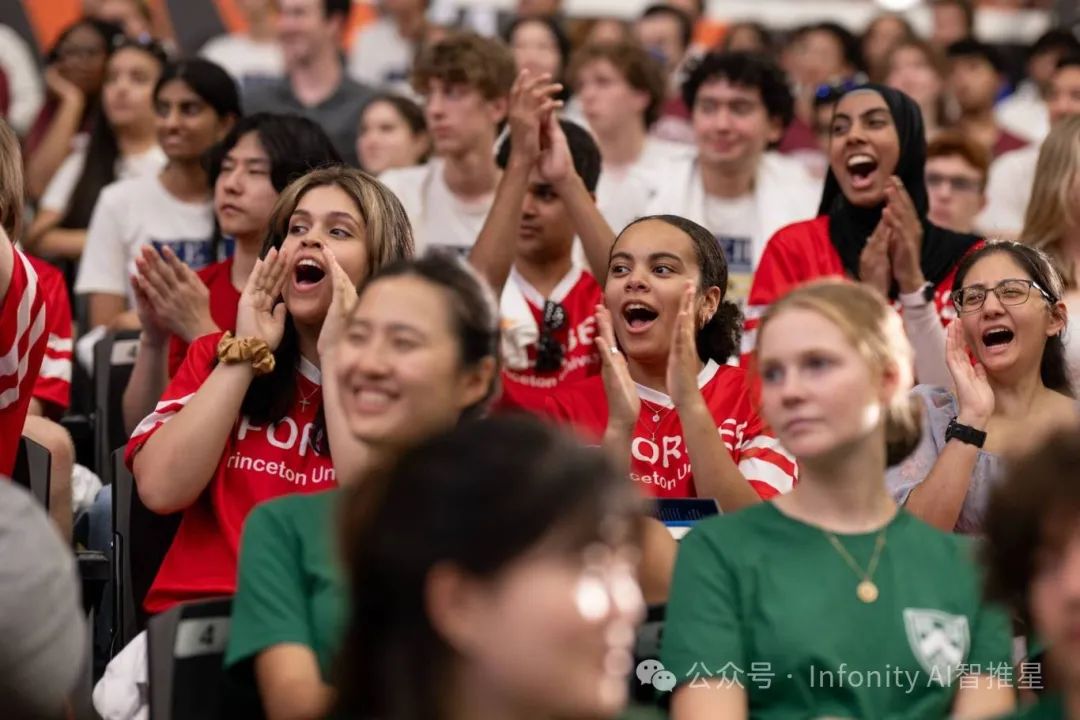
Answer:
[{"xmin": 902, "ymin": 608, "xmax": 970, "ymax": 685}]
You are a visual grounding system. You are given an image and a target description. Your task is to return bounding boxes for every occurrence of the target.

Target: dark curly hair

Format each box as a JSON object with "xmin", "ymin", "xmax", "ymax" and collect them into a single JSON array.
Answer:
[
  {"xmin": 983, "ymin": 428, "xmax": 1080, "ymax": 626},
  {"xmin": 612, "ymin": 215, "xmax": 742, "ymax": 365},
  {"xmin": 681, "ymin": 51, "xmax": 795, "ymax": 144}
]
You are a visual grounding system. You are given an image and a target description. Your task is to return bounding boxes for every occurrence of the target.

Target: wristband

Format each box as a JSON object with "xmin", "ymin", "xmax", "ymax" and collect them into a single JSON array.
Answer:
[
  {"xmin": 945, "ymin": 418, "xmax": 986, "ymax": 448},
  {"xmin": 216, "ymin": 332, "xmax": 275, "ymax": 376},
  {"xmin": 898, "ymin": 282, "xmax": 934, "ymax": 309}
]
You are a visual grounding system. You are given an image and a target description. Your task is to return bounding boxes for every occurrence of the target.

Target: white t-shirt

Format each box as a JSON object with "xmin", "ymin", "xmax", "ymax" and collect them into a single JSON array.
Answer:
[
  {"xmin": 199, "ymin": 33, "xmax": 284, "ymax": 86},
  {"xmin": 595, "ymin": 137, "xmax": 694, "ymax": 235},
  {"xmin": 379, "ymin": 159, "xmax": 493, "ymax": 257},
  {"xmin": 978, "ymin": 143, "xmax": 1039, "ymax": 239},
  {"xmin": 995, "ymin": 81, "xmax": 1049, "ymax": 145},
  {"xmin": 39, "ymin": 145, "xmax": 167, "ymax": 214},
  {"xmin": 75, "ymin": 175, "xmax": 215, "ymax": 307},
  {"xmin": 703, "ymin": 193, "xmax": 759, "ymax": 303},
  {"xmin": 346, "ymin": 19, "xmax": 415, "ymax": 93}
]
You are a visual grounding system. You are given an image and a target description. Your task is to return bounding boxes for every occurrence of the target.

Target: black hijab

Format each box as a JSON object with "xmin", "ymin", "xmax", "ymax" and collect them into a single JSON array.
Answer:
[{"xmin": 818, "ymin": 84, "xmax": 980, "ymax": 296}]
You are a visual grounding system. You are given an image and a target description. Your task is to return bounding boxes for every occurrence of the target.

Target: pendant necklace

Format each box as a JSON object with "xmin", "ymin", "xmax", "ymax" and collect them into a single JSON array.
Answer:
[{"xmin": 823, "ymin": 528, "xmax": 888, "ymax": 603}]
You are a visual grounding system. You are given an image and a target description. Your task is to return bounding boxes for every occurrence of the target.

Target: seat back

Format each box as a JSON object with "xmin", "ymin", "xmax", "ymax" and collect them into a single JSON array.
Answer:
[
  {"xmin": 112, "ymin": 449, "xmax": 181, "ymax": 651},
  {"xmin": 147, "ymin": 597, "xmax": 233, "ymax": 720},
  {"xmin": 12, "ymin": 436, "xmax": 52, "ymax": 509},
  {"xmin": 93, "ymin": 331, "xmax": 140, "ymax": 478}
]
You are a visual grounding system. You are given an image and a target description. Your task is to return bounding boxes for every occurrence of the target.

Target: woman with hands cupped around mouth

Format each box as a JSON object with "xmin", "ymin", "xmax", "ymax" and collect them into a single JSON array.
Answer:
[{"xmin": 744, "ymin": 84, "xmax": 983, "ymax": 387}]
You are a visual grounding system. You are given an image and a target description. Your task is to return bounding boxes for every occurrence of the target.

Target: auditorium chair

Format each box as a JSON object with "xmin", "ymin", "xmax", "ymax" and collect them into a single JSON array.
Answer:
[
  {"xmin": 93, "ymin": 330, "xmax": 141, "ymax": 480},
  {"xmin": 112, "ymin": 449, "xmax": 181, "ymax": 653},
  {"xmin": 147, "ymin": 597, "xmax": 233, "ymax": 720},
  {"xmin": 12, "ymin": 434, "xmax": 50, "ymax": 509}
]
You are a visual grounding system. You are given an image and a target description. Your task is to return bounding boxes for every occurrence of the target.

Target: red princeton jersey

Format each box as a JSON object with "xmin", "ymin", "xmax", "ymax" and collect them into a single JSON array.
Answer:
[
  {"xmin": 26, "ymin": 256, "xmax": 72, "ymax": 414},
  {"xmin": 0, "ymin": 249, "xmax": 47, "ymax": 475},
  {"xmin": 546, "ymin": 361, "xmax": 797, "ymax": 500},
  {"xmin": 167, "ymin": 258, "xmax": 241, "ymax": 377},
  {"xmin": 742, "ymin": 216, "xmax": 979, "ymax": 366},
  {"xmin": 126, "ymin": 332, "xmax": 336, "ymax": 614},
  {"xmin": 497, "ymin": 266, "xmax": 603, "ymax": 413}
]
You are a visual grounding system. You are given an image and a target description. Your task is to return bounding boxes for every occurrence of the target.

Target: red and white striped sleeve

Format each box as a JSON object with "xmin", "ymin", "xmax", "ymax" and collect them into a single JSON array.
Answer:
[
  {"xmin": 125, "ymin": 331, "xmax": 224, "ymax": 470},
  {"xmin": 26, "ymin": 257, "xmax": 72, "ymax": 412},
  {"xmin": 0, "ymin": 250, "xmax": 47, "ymax": 474},
  {"xmin": 717, "ymin": 386, "xmax": 798, "ymax": 500}
]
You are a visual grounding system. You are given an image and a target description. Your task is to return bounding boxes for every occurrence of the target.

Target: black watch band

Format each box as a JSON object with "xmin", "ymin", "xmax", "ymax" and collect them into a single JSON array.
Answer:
[{"xmin": 945, "ymin": 418, "xmax": 987, "ymax": 448}]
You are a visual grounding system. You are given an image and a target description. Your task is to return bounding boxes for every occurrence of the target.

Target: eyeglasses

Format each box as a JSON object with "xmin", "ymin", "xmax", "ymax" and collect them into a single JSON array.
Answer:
[
  {"xmin": 926, "ymin": 172, "xmax": 982, "ymax": 194},
  {"xmin": 950, "ymin": 278, "xmax": 1053, "ymax": 314},
  {"xmin": 535, "ymin": 300, "xmax": 566, "ymax": 373},
  {"xmin": 57, "ymin": 43, "xmax": 106, "ymax": 61}
]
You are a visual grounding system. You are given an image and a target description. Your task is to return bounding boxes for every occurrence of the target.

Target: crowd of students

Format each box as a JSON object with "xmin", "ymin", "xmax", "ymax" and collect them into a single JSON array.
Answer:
[{"xmin": 1, "ymin": 0, "xmax": 1080, "ymax": 719}]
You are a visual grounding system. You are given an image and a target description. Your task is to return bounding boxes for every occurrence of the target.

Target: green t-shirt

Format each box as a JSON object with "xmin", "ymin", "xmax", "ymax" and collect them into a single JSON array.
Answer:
[
  {"xmin": 662, "ymin": 503, "xmax": 1013, "ymax": 720},
  {"xmin": 224, "ymin": 488, "xmax": 346, "ymax": 682}
]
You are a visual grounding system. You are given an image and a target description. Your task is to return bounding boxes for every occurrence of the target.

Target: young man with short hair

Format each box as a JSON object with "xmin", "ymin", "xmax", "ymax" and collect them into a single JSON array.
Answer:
[
  {"xmin": 647, "ymin": 51, "xmax": 820, "ymax": 304},
  {"xmin": 379, "ymin": 32, "xmax": 516, "ymax": 256},
  {"xmin": 925, "ymin": 132, "xmax": 989, "ymax": 235},
  {"xmin": 997, "ymin": 29, "xmax": 1080, "ymax": 144},
  {"xmin": 469, "ymin": 71, "xmax": 614, "ymax": 412},
  {"xmin": 244, "ymin": 0, "xmax": 373, "ymax": 165},
  {"xmin": 981, "ymin": 55, "xmax": 1080, "ymax": 238},
  {"xmin": 946, "ymin": 39, "xmax": 1027, "ymax": 158},
  {"xmin": 635, "ymin": 4, "xmax": 696, "ymax": 144},
  {"xmin": 568, "ymin": 39, "xmax": 692, "ymax": 233},
  {"xmin": 930, "ymin": 0, "xmax": 974, "ymax": 50}
]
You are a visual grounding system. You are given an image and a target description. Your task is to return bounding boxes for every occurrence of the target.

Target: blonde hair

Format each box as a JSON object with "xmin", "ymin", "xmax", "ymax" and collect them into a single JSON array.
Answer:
[
  {"xmin": 755, "ymin": 280, "xmax": 922, "ymax": 466},
  {"xmin": 1019, "ymin": 114, "xmax": 1080, "ymax": 290},
  {"xmin": 264, "ymin": 165, "xmax": 415, "ymax": 282},
  {"xmin": 0, "ymin": 119, "xmax": 23, "ymax": 241}
]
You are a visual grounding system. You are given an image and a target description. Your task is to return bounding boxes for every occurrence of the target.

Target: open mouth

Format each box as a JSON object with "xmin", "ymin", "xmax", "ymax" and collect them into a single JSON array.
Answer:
[
  {"xmin": 981, "ymin": 327, "xmax": 1014, "ymax": 349},
  {"xmin": 622, "ymin": 303, "xmax": 659, "ymax": 332},
  {"xmin": 846, "ymin": 153, "xmax": 879, "ymax": 190},
  {"xmin": 294, "ymin": 258, "xmax": 327, "ymax": 289}
]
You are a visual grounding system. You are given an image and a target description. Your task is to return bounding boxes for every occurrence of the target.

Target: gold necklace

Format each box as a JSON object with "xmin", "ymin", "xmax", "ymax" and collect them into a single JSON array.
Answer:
[{"xmin": 823, "ymin": 529, "xmax": 887, "ymax": 603}]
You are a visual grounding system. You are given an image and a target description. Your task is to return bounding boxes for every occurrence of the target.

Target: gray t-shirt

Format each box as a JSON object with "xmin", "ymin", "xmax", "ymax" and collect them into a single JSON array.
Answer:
[
  {"xmin": 243, "ymin": 72, "xmax": 374, "ymax": 167},
  {"xmin": 0, "ymin": 482, "xmax": 86, "ymax": 719}
]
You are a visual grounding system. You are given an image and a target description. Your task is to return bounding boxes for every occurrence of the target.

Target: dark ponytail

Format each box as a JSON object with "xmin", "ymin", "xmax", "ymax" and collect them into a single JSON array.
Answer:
[{"xmin": 616, "ymin": 214, "xmax": 743, "ymax": 364}]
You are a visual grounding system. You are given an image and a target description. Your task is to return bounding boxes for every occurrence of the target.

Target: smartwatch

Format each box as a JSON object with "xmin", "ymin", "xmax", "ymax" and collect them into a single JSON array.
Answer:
[
  {"xmin": 945, "ymin": 418, "xmax": 987, "ymax": 448},
  {"xmin": 898, "ymin": 282, "xmax": 935, "ymax": 309}
]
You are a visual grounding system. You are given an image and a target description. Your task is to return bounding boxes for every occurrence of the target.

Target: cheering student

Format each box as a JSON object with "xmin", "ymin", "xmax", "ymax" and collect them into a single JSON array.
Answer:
[
  {"xmin": 664, "ymin": 280, "xmax": 1015, "ymax": 720},
  {"xmin": 546, "ymin": 214, "xmax": 796, "ymax": 508},
  {"xmin": 745, "ymin": 84, "xmax": 983, "ymax": 387},
  {"xmin": 886, "ymin": 242, "xmax": 1079, "ymax": 534},
  {"xmin": 335, "ymin": 416, "xmax": 648, "ymax": 720},
  {"xmin": 468, "ymin": 69, "xmax": 612, "ymax": 412},
  {"xmin": 0, "ymin": 119, "xmax": 47, "ymax": 478},
  {"xmin": 225, "ymin": 254, "xmax": 501, "ymax": 717},
  {"xmin": 25, "ymin": 37, "xmax": 168, "ymax": 261},
  {"xmin": 74, "ymin": 59, "xmax": 240, "ymax": 367},
  {"xmin": 379, "ymin": 32, "xmax": 516, "ymax": 256},
  {"xmin": 94, "ymin": 167, "xmax": 412, "ymax": 717},
  {"xmin": 121, "ymin": 113, "xmax": 341, "ymax": 434},
  {"xmin": 984, "ymin": 430, "xmax": 1080, "ymax": 720}
]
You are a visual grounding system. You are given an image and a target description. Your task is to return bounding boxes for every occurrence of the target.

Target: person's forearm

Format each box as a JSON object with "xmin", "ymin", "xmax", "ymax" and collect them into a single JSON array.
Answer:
[
  {"xmin": 263, "ymin": 680, "xmax": 334, "ymax": 720},
  {"xmin": 468, "ymin": 156, "xmax": 530, "ymax": 296},
  {"xmin": 554, "ymin": 174, "xmax": 614, "ymax": 282},
  {"xmin": 903, "ymin": 302, "xmax": 951, "ymax": 388},
  {"xmin": 133, "ymin": 362, "xmax": 255, "ymax": 514},
  {"xmin": 678, "ymin": 400, "xmax": 760, "ymax": 512},
  {"xmin": 26, "ymin": 98, "xmax": 84, "ymax": 199},
  {"xmin": 319, "ymin": 351, "xmax": 372, "ymax": 484},
  {"xmin": 602, "ymin": 424, "xmax": 633, "ymax": 475},
  {"xmin": 122, "ymin": 336, "xmax": 170, "ymax": 436},
  {"xmin": 36, "ymin": 229, "xmax": 87, "ymax": 260},
  {"xmin": 902, "ymin": 440, "xmax": 980, "ymax": 531}
]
